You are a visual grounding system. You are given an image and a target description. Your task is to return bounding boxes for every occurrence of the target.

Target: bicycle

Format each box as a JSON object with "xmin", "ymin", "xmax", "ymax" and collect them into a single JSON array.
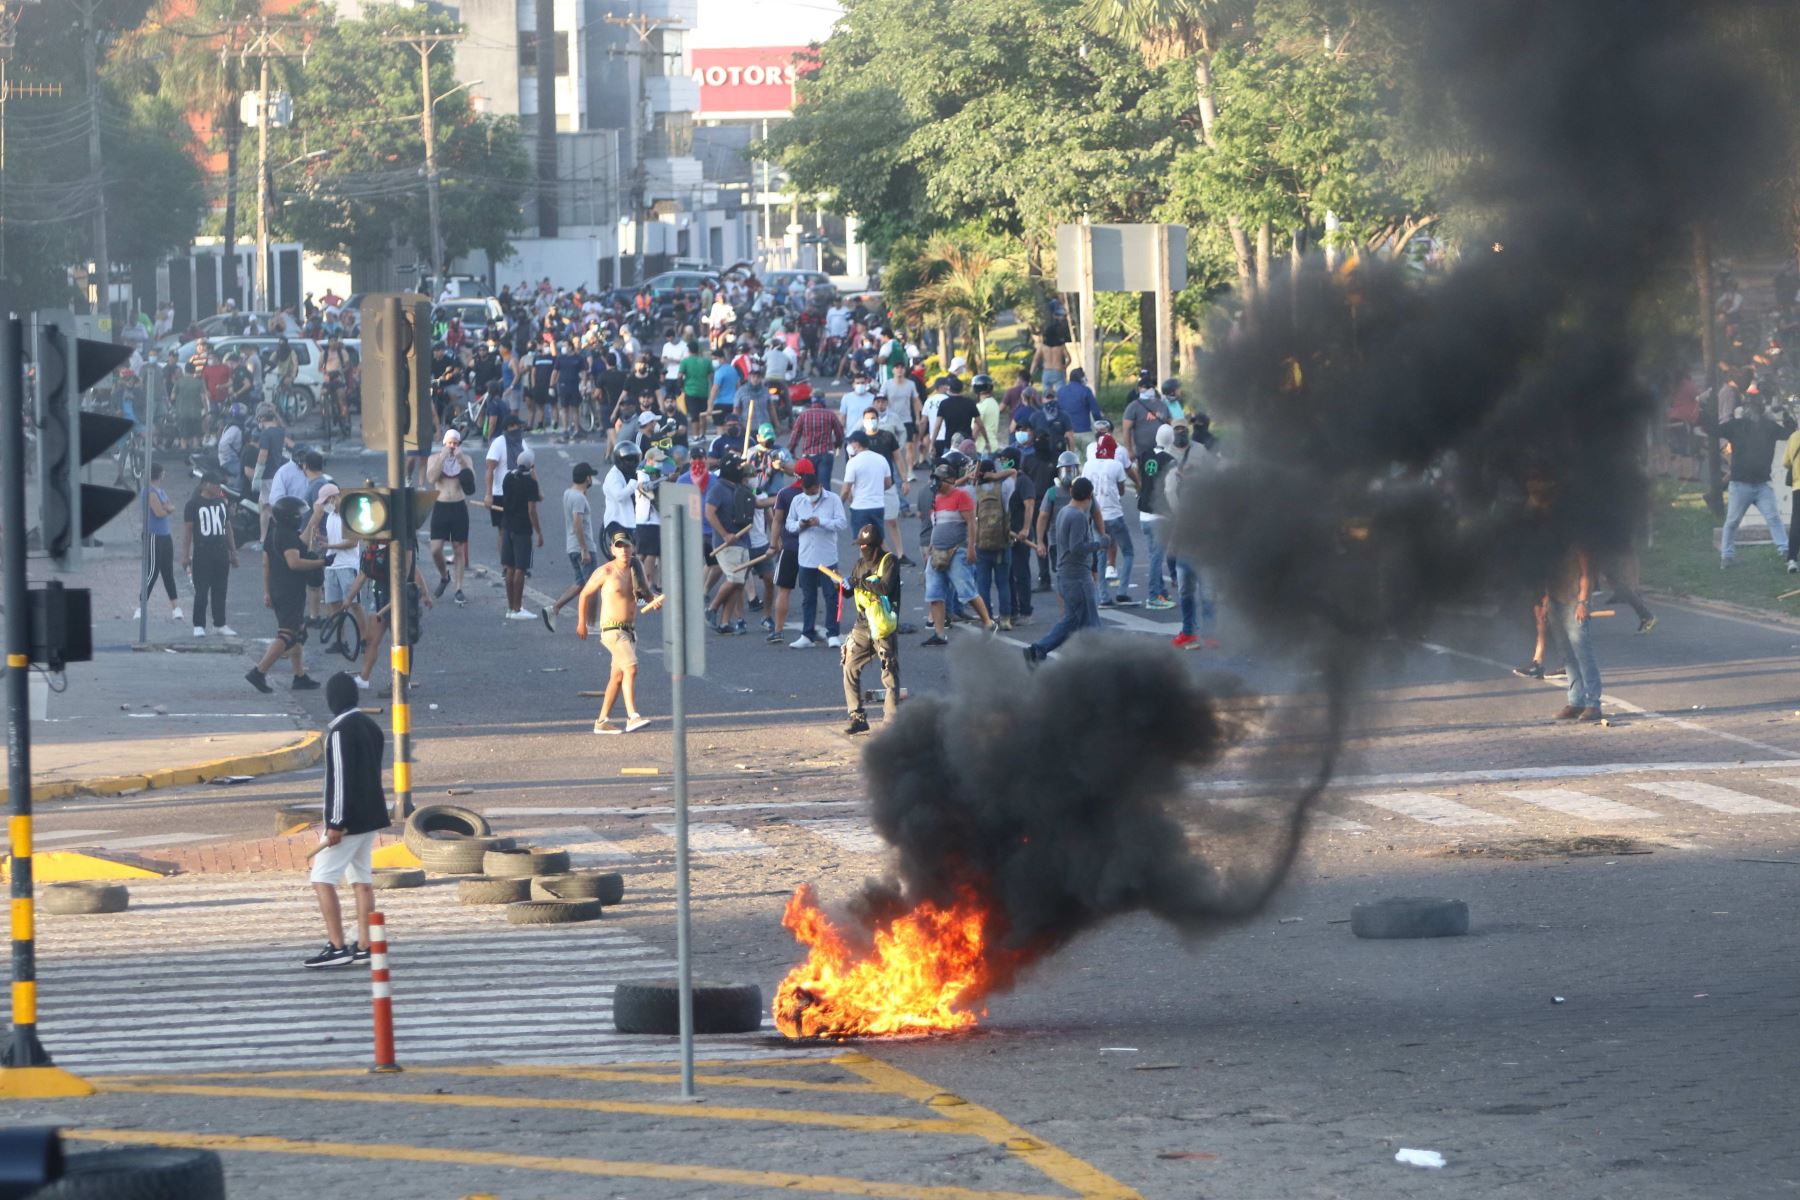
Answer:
[
  {"xmin": 318, "ymin": 605, "xmax": 365, "ymax": 665},
  {"xmin": 272, "ymin": 379, "xmax": 313, "ymax": 425}
]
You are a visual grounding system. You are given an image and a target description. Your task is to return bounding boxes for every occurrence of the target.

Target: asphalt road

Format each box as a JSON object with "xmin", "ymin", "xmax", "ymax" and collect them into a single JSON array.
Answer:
[{"xmin": 13, "ymin": 430, "xmax": 1800, "ymax": 1198}]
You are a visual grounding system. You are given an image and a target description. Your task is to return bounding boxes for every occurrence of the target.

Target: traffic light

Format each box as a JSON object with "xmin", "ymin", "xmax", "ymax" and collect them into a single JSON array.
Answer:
[
  {"xmin": 32, "ymin": 318, "xmax": 134, "ymax": 570},
  {"xmin": 359, "ymin": 294, "xmax": 434, "ymax": 452},
  {"xmin": 336, "ymin": 487, "xmax": 437, "ymax": 542}
]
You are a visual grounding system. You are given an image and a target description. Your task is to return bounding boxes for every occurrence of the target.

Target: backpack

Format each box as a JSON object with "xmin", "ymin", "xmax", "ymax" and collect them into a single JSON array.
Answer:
[
  {"xmin": 974, "ymin": 481, "xmax": 1007, "ymax": 552},
  {"xmin": 853, "ymin": 554, "xmax": 898, "ymax": 638}
]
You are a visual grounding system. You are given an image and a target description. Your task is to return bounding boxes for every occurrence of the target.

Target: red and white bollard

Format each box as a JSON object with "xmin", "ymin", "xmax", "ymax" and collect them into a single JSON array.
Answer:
[{"xmin": 367, "ymin": 911, "xmax": 401, "ymax": 1074}]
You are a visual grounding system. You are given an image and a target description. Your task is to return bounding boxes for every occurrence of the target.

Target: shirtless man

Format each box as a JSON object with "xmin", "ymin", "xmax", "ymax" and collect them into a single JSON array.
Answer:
[
  {"xmin": 426, "ymin": 429, "xmax": 475, "ymax": 605},
  {"xmin": 576, "ymin": 530, "xmax": 665, "ymax": 733}
]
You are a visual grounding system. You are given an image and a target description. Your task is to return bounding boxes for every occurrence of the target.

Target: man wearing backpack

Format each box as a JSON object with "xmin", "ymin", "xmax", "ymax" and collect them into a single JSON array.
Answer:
[
  {"xmin": 825, "ymin": 523, "xmax": 902, "ymax": 735},
  {"xmin": 971, "ymin": 458, "xmax": 1014, "ymax": 631}
]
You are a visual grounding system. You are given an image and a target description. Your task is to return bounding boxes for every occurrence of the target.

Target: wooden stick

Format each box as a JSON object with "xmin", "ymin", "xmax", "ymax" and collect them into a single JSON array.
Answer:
[
  {"xmin": 305, "ymin": 840, "xmax": 329, "ymax": 862},
  {"xmin": 1588, "ymin": 608, "xmax": 1616, "ymax": 618},
  {"xmin": 1778, "ymin": 588, "xmax": 1800, "ymax": 601}
]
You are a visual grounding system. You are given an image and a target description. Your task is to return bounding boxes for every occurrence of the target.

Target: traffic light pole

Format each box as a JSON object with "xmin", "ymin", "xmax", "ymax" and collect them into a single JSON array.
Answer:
[
  {"xmin": 379, "ymin": 296, "xmax": 415, "ymax": 823},
  {"xmin": 0, "ymin": 319, "xmax": 90, "ymax": 1097}
]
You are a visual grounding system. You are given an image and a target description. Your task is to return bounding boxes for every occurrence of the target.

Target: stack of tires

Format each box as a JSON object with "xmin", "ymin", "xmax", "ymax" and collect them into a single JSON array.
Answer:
[{"xmin": 407, "ymin": 805, "xmax": 625, "ymax": 925}]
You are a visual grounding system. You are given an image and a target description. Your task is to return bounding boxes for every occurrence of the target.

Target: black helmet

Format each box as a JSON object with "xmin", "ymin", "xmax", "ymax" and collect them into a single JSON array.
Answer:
[
  {"xmin": 1160, "ymin": 377, "xmax": 1182, "ymax": 397},
  {"xmin": 614, "ymin": 440, "xmax": 641, "ymax": 461},
  {"xmin": 1137, "ymin": 367, "xmax": 1156, "ymax": 388},
  {"xmin": 271, "ymin": 496, "xmax": 308, "ymax": 530},
  {"xmin": 856, "ymin": 522, "xmax": 883, "ymax": 547},
  {"xmin": 941, "ymin": 448, "xmax": 969, "ymax": 475},
  {"xmin": 971, "ymin": 373, "xmax": 993, "ymax": 394}
]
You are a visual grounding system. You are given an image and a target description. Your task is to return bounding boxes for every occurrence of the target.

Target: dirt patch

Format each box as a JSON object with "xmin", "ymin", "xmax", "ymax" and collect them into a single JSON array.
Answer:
[{"xmin": 1430, "ymin": 834, "xmax": 1654, "ymax": 860}]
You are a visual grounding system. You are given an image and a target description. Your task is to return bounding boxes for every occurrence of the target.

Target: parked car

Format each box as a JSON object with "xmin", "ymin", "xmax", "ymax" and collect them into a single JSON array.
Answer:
[
  {"xmin": 610, "ymin": 270, "xmax": 721, "ymax": 310},
  {"xmin": 154, "ymin": 311, "xmax": 277, "ymax": 353},
  {"xmin": 435, "ymin": 297, "xmax": 509, "ymax": 341},
  {"xmin": 173, "ymin": 335, "xmax": 360, "ymax": 411}
]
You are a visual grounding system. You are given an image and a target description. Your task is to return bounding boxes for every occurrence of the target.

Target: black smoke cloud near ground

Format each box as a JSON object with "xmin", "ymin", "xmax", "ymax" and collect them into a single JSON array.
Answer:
[{"xmin": 836, "ymin": 0, "xmax": 1769, "ymax": 994}]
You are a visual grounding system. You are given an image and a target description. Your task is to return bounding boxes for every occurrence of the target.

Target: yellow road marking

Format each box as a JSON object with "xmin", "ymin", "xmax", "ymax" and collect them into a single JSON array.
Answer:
[
  {"xmin": 94, "ymin": 1064, "xmax": 882, "ymax": 1094},
  {"xmin": 837, "ymin": 1056, "xmax": 1144, "ymax": 1200},
  {"xmin": 100, "ymin": 1082, "xmax": 969, "ymax": 1136},
  {"xmin": 64, "ymin": 1130, "xmax": 1065, "ymax": 1200}
]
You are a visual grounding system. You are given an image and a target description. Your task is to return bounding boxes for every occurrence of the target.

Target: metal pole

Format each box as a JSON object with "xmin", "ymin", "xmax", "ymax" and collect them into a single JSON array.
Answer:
[
  {"xmin": 2, "ymin": 317, "xmax": 50, "ymax": 1068},
  {"xmin": 255, "ymin": 42, "xmax": 271, "ymax": 314},
  {"xmin": 79, "ymin": 2, "xmax": 110, "ymax": 336},
  {"xmin": 667, "ymin": 509, "xmax": 694, "ymax": 1098},
  {"xmin": 1077, "ymin": 219, "xmax": 1098, "ymax": 386},
  {"xmin": 418, "ymin": 44, "xmax": 445, "ymax": 286},
  {"xmin": 1154, "ymin": 224, "xmax": 1174, "ymax": 387},
  {"xmin": 383, "ymin": 298, "xmax": 415, "ymax": 823},
  {"xmin": 136, "ymin": 365, "xmax": 158, "ymax": 646}
]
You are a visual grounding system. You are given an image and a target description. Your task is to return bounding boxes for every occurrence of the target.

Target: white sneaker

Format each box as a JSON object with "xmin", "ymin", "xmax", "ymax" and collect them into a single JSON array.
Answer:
[
  {"xmin": 789, "ymin": 635, "xmax": 816, "ymax": 648},
  {"xmin": 216, "ymin": 625, "xmax": 238, "ymax": 637},
  {"xmin": 827, "ymin": 635, "xmax": 842, "ymax": 648},
  {"xmin": 170, "ymin": 607, "xmax": 183, "ymax": 621},
  {"xmin": 353, "ymin": 676, "xmax": 371, "ymax": 690},
  {"xmin": 1104, "ymin": 566, "xmax": 1119, "ymax": 582},
  {"xmin": 507, "ymin": 609, "xmax": 536, "ymax": 621},
  {"xmin": 193, "ymin": 626, "xmax": 206, "ymax": 638}
]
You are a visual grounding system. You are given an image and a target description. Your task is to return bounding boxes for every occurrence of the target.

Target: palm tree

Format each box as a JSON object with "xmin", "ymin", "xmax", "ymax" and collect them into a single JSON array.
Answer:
[{"xmin": 902, "ymin": 238, "xmax": 1026, "ymax": 372}]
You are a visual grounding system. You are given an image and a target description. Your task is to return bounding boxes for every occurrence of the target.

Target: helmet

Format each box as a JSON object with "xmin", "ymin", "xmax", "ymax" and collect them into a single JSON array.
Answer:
[
  {"xmin": 1160, "ymin": 377, "xmax": 1182, "ymax": 397},
  {"xmin": 971, "ymin": 373, "xmax": 993, "ymax": 394},
  {"xmin": 1093, "ymin": 417, "xmax": 1113, "ymax": 433},
  {"xmin": 1137, "ymin": 367, "xmax": 1156, "ymax": 388},
  {"xmin": 614, "ymin": 440, "xmax": 641, "ymax": 461},
  {"xmin": 931, "ymin": 460, "xmax": 961, "ymax": 485},
  {"xmin": 941, "ymin": 448, "xmax": 969, "ymax": 476},
  {"xmin": 271, "ymin": 496, "xmax": 308, "ymax": 530},
  {"xmin": 1055, "ymin": 450, "xmax": 1080, "ymax": 470},
  {"xmin": 856, "ymin": 522, "xmax": 884, "ymax": 547},
  {"xmin": 226, "ymin": 403, "xmax": 249, "ymax": 423}
]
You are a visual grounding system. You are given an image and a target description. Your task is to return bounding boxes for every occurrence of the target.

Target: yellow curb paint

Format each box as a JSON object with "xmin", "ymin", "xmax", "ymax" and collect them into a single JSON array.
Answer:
[
  {"xmin": 63, "ymin": 1130, "xmax": 1061, "ymax": 1200},
  {"xmin": 0, "ymin": 1066, "xmax": 93, "ymax": 1100},
  {"xmin": 0, "ymin": 732, "xmax": 322, "ymax": 805},
  {"xmin": 370, "ymin": 842, "xmax": 423, "ymax": 869},
  {"xmin": 838, "ymin": 1056, "xmax": 1145, "ymax": 1200},
  {"xmin": 8, "ymin": 817, "xmax": 29, "ymax": 857},
  {"xmin": 1, "ymin": 852, "xmax": 163, "ymax": 883},
  {"xmin": 9, "ymin": 980, "xmax": 34, "ymax": 1026},
  {"xmin": 620, "ymin": 767, "xmax": 659, "ymax": 776},
  {"xmin": 98, "ymin": 1082, "xmax": 970, "ymax": 1137},
  {"xmin": 10, "ymin": 898, "xmax": 32, "ymax": 942}
]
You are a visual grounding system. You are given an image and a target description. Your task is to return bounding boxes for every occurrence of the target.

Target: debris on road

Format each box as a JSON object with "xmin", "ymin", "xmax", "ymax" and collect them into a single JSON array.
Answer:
[
  {"xmin": 1351, "ymin": 896, "xmax": 1470, "ymax": 939},
  {"xmin": 1396, "ymin": 1149, "xmax": 1446, "ymax": 1169},
  {"xmin": 1156, "ymin": 1152, "xmax": 1218, "ymax": 1161},
  {"xmin": 207, "ymin": 775, "xmax": 255, "ymax": 786},
  {"xmin": 1552, "ymin": 996, "xmax": 1566, "ymax": 1004}
]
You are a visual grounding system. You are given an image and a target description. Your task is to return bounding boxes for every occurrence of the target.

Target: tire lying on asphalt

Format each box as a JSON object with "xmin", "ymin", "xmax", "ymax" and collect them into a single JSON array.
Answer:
[
  {"xmin": 529, "ymin": 871, "xmax": 625, "ymax": 904},
  {"xmin": 505, "ymin": 899, "xmax": 602, "ymax": 925},
  {"xmin": 275, "ymin": 803, "xmax": 321, "ymax": 836},
  {"xmin": 457, "ymin": 877, "xmax": 531, "ymax": 905},
  {"xmin": 29, "ymin": 1147, "xmax": 226, "ymax": 1200},
  {"xmin": 39, "ymin": 882, "xmax": 129, "ymax": 916},
  {"xmin": 612, "ymin": 980, "xmax": 764, "ymax": 1035},
  {"xmin": 417, "ymin": 835, "xmax": 512, "ymax": 876},
  {"xmin": 483, "ymin": 847, "xmax": 570, "ymax": 879},
  {"xmin": 371, "ymin": 868, "xmax": 426, "ymax": 890},
  {"xmin": 402, "ymin": 804, "xmax": 492, "ymax": 855},
  {"xmin": 1350, "ymin": 897, "xmax": 1470, "ymax": 940}
]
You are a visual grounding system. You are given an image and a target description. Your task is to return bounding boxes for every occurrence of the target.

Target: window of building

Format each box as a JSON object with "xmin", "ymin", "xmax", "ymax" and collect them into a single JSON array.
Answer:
[{"xmin": 519, "ymin": 30, "xmax": 570, "ymax": 77}]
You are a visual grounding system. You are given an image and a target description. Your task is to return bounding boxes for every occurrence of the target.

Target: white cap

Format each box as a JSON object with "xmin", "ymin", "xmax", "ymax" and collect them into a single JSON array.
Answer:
[
  {"xmin": 950, "ymin": 356, "xmax": 967, "ymax": 373},
  {"xmin": 515, "ymin": 447, "xmax": 536, "ymax": 468}
]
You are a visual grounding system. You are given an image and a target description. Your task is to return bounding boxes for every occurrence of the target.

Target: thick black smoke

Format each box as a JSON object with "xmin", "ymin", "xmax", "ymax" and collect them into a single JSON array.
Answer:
[{"xmin": 833, "ymin": 0, "xmax": 1770, "ymax": 994}]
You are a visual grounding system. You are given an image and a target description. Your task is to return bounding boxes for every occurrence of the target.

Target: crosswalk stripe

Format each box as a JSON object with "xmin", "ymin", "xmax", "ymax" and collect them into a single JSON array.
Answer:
[
  {"xmin": 35, "ymin": 980, "xmax": 673, "ymax": 1020},
  {"xmin": 1352, "ymin": 792, "xmax": 1514, "ymax": 827},
  {"xmin": 1196, "ymin": 796, "xmax": 1370, "ymax": 832},
  {"xmin": 1502, "ymin": 788, "xmax": 1657, "ymax": 820},
  {"xmin": 652, "ymin": 822, "xmax": 772, "ymax": 855},
  {"xmin": 1628, "ymin": 780, "xmax": 1800, "ymax": 815},
  {"xmin": 797, "ymin": 819, "xmax": 888, "ymax": 854}
]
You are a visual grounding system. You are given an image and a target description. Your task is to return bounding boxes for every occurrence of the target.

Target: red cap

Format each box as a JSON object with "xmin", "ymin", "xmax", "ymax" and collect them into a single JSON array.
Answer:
[{"xmin": 794, "ymin": 458, "xmax": 816, "ymax": 475}]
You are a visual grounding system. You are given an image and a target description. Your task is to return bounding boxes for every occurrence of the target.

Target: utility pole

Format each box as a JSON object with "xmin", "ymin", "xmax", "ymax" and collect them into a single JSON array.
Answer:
[
  {"xmin": 73, "ymin": 0, "xmax": 110, "ymax": 336},
  {"xmin": 240, "ymin": 21, "xmax": 300, "ymax": 314},
  {"xmin": 381, "ymin": 31, "xmax": 464, "ymax": 290},
  {"xmin": 0, "ymin": 4, "xmax": 64, "ymax": 284},
  {"xmin": 604, "ymin": 11, "xmax": 678, "ymax": 285},
  {"xmin": 533, "ymin": 0, "xmax": 556, "ymax": 239}
]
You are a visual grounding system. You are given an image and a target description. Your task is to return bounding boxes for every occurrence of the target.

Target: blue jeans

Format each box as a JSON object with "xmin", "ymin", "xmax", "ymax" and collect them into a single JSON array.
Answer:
[
  {"xmin": 1174, "ymin": 558, "xmax": 1216, "ymax": 637},
  {"xmin": 1009, "ymin": 542, "xmax": 1034, "ymax": 616},
  {"xmin": 807, "ymin": 452, "xmax": 835, "ymax": 491},
  {"xmin": 974, "ymin": 547, "xmax": 1012, "ymax": 620},
  {"xmin": 1103, "ymin": 516, "xmax": 1135, "ymax": 599},
  {"xmin": 1032, "ymin": 575, "xmax": 1099, "ymax": 656},
  {"xmin": 797, "ymin": 566, "xmax": 839, "ymax": 638},
  {"xmin": 1141, "ymin": 516, "xmax": 1169, "ymax": 600},
  {"xmin": 1721, "ymin": 480, "xmax": 1787, "ymax": 562},
  {"xmin": 1548, "ymin": 599, "xmax": 1601, "ymax": 708},
  {"xmin": 849, "ymin": 507, "xmax": 884, "ymax": 543}
]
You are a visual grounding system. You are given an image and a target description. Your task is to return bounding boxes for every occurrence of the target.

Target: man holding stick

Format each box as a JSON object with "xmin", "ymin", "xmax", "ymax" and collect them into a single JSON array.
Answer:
[
  {"xmin": 577, "ymin": 531, "xmax": 665, "ymax": 734},
  {"xmin": 303, "ymin": 673, "xmax": 390, "ymax": 968}
]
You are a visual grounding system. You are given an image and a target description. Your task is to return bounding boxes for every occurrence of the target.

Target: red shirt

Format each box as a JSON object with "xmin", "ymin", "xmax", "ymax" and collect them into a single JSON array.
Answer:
[
  {"xmin": 200, "ymin": 362, "xmax": 232, "ymax": 403},
  {"xmin": 788, "ymin": 403, "xmax": 844, "ymax": 458}
]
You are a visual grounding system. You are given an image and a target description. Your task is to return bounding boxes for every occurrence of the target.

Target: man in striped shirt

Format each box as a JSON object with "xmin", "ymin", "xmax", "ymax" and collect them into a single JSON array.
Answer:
[{"xmin": 787, "ymin": 391, "xmax": 845, "ymax": 490}]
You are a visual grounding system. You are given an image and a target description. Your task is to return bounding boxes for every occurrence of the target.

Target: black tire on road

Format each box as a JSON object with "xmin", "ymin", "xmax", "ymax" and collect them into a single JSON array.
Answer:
[
  {"xmin": 371, "ymin": 868, "xmax": 426, "ymax": 890},
  {"xmin": 402, "ymin": 804, "xmax": 492, "ymax": 855},
  {"xmin": 483, "ymin": 847, "xmax": 570, "ymax": 878},
  {"xmin": 505, "ymin": 899, "xmax": 602, "ymax": 925},
  {"xmin": 1350, "ymin": 897, "xmax": 1470, "ymax": 940},
  {"xmin": 529, "ymin": 871, "xmax": 625, "ymax": 904},
  {"xmin": 39, "ymin": 882, "xmax": 129, "ymax": 916},
  {"xmin": 418, "ymin": 835, "xmax": 511, "ymax": 876},
  {"xmin": 611, "ymin": 980, "xmax": 764, "ymax": 1035},
  {"xmin": 27, "ymin": 1147, "xmax": 226, "ymax": 1200},
  {"xmin": 457, "ymin": 878, "xmax": 531, "ymax": 905}
]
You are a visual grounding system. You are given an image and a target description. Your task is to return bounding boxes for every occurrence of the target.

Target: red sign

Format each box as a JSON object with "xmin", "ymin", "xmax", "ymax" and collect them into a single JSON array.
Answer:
[{"xmin": 691, "ymin": 46, "xmax": 814, "ymax": 118}]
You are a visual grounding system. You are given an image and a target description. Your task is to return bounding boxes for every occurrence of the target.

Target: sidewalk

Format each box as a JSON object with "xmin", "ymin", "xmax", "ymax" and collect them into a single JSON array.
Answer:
[{"xmin": 2, "ymin": 503, "xmax": 318, "ymax": 803}]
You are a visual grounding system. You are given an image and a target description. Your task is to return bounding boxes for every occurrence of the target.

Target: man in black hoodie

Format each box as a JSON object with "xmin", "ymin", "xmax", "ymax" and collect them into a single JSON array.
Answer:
[
  {"xmin": 1703, "ymin": 392, "xmax": 1795, "ymax": 569},
  {"xmin": 305, "ymin": 672, "xmax": 391, "ymax": 968}
]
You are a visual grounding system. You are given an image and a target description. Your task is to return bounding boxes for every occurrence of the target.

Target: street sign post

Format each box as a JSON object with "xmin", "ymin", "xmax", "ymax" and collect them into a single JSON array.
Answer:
[{"xmin": 656, "ymin": 482, "xmax": 706, "ymax": 1098}]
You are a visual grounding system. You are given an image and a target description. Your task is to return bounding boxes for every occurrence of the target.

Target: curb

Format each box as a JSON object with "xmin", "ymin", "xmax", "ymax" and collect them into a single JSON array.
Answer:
[
  {"xmin": 1642, "ymin": 588, "xmax": 1800, "ymax": 632},
  {"xmin": 0, "ymin": 731, "xmax": 324, "ymax": 805},
  {"xmin": 151, "ymin": 829, "xmax": 409, "ymax": 874}
]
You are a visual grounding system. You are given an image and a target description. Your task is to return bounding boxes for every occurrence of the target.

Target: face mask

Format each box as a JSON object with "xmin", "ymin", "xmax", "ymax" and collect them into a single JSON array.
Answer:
[
  {"xmin": 1173, "ymin": 431, "xmax": 1191, "ymax": 447},
  {"xmin": 854, "ymin": 384, "xmax": 869, "ymax": 395},
  {"xmin": 1014, "ymin": 430, "xmax": 1031, "ymax": 445}
]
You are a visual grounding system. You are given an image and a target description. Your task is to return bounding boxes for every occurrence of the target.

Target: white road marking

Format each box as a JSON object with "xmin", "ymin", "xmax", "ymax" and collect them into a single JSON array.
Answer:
[
  {"xmin": 651, "ymin": 822, "xmax": 771, "ymax": 855},
  {"xmin": 1194, "ymin": 759, "xmax": 1800, "ymax": 792},
  {"xmin": 1502, "ymin": 788, "xmax": 1658, "ymax": 821},
  {"xmin": 502, "ymin": 799, "xmax": 860, "ymax": 817},
  {"xmin": 32, "ymin": 829, "xmax": 118, "ymax": 845},
  {"xmin": 798, "ymin": 818, "xmax": 888, "ymax": 854},
  {"xmin": 1353, "ymin": 792, "xmax": 1514, "ymax": 827},
  {"xmin": 84, "ymin": 831, "xmax": 212, "ymax": 850},
  {"xmin": 1195, "ymin": 795, "xmax": 1369, "ymax": 832},
  {"xmin": 1627, "ymin": 780, "xmax": 1800, "ymax": 815}
]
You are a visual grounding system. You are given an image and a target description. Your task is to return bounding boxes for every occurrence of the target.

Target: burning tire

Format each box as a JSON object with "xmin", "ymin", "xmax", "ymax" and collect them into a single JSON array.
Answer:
[
  {"xmin": 30, "ymin": 1147, "xmax": 226, "ymax": 1200},
  {"xmin": 483, "ymin": 847, "xmax": 570, "ymax": 879},
  {"xmin": 1350, "ymin": 897, "xmax": 1470, "ymax": 939},
  {"xmin": 40, "ymin": 882, "xmax": 129, "ymax": 916},
  {"xmin": 402, "ymin": 804, "xmax": 491, "ymax": 855},
  {"xmin": 505, "ymin": 899, "xmax": 602, "ymax": 925},
  {"xmin": 457, "ymin": 878, "xmax": 530, "ymax": 905},
  {"xmin": 612, "ymin": 980, "xmax": 763, "ymax": 1035},
  {"xmin": 417, "ymin": 835, "xmax": 511, "ymax": 876},
  {"xmin": 529, "ymin": 871, "xmax": 624, "ymax": 905},
  {"xmin": 371, "ymin": 868, "xmax": 425, "ymax": 890}
]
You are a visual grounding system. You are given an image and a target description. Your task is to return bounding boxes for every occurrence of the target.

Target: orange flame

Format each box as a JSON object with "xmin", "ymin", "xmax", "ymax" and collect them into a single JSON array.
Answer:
[{"xmin": 773, "ymin": 884, "xmax": 1006, "ymax": 1039}]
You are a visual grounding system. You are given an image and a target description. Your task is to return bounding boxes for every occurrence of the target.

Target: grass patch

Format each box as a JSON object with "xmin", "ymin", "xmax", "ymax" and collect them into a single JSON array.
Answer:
[{"xmin": 1642, "ymin": 480, "xmax": 1800, "ymax": 615}]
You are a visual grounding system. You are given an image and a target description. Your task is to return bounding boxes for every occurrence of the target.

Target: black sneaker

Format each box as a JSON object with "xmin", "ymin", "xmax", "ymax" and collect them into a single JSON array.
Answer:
[
  {"xmin": 453, "ymin": 589, "xmax": 466, "ymax": 606},
  {"xmin": 1022, "ymin": 645, "xmax": 1040, "ymax": 668},
  {"xmin": 920, "ymin": 634, "xmax": 948, "ymax": 647},
  {"xmin": 1544, "ymin": 665, "xmax": 1568, "ymax": 681},
  {"xmin": 540, "ymin": 608, "xmax": 556, "ymax": 633},
  {"xmin": 246, "ymin": 668, "xmax": 274, "ymax": 694},
  {"xmin": 292, "ymin": 674, "xmax": 321, "ymax": 691},
  {"xmin": 351, "ymin": 943, "xmax": 370, "ymax": 963},
  {"xmin": 302, "ymin": 943, "xmax": 353, "ymax": 969},
  {"xmin": 1636, "ymin": 614, "xmax": 1657, "ymax": 634},
  {"xmin": 747, "ymin": 597, "xmax": 764, "ymax": 612},
  {"xmin": 844, "ymin": 714, "xmax": 870, "ymax": 735},
  {"xmin": 1511, "ymin": 660, "xmax": 1543, "ymax": 679},
  {"xmin": 434, "ymin": 572, "xmax": 451, "ymax": 599},
  {"xmin": 1113, "ymin": 593, "xmax": 1137, "ymax": 607}
]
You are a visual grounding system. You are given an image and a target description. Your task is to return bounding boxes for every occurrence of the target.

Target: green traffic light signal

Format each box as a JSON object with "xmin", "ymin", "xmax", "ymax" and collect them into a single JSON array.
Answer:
[{"xmin": 339, "ymin": 489, "xmax": 391, "ymax": 539}]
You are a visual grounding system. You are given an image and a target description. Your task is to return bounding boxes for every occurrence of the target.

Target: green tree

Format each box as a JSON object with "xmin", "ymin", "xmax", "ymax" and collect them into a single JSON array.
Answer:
[{"xmin": 901, "ymin": 236, "xmax": 1026, "ymax": 371}]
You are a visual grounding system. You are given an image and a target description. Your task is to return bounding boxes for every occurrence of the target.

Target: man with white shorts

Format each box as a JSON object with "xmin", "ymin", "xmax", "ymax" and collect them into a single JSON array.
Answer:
[{"xmin": 304, "ymin": 672, "xmax": 392, "ymax": 968}]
